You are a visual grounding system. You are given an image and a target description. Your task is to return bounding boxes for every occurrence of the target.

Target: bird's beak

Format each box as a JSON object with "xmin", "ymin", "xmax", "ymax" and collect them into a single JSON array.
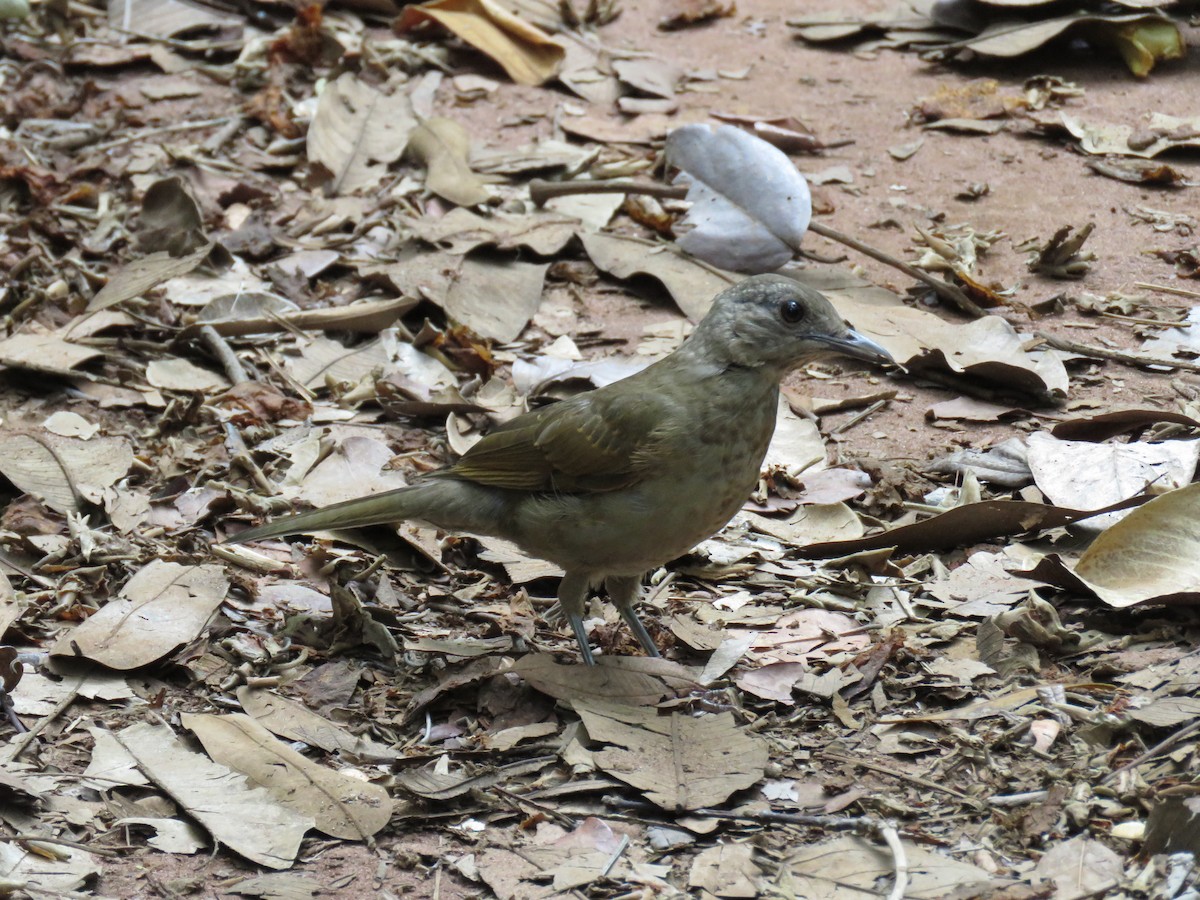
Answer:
[{"xmin": 819, "ymin": 328, "xmax": 895, "ymax": 366}]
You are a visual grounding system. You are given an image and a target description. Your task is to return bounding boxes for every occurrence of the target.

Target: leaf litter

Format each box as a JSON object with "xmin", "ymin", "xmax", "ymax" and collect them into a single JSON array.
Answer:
[{"xmin": 1, "ymin": 0, "xmax": 1200, "ymax": 896}]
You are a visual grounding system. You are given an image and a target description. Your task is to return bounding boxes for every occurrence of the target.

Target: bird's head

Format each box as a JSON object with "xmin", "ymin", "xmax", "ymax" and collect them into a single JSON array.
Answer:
[{"xmin": 691, "ymin": 274, "xmax": 893, "ymax": 375}]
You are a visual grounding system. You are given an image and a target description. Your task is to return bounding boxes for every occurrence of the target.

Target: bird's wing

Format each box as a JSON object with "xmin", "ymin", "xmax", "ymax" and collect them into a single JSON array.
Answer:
[{"xmin": 445, "ymin": 387, "xmax": 676, "ymax": 493}]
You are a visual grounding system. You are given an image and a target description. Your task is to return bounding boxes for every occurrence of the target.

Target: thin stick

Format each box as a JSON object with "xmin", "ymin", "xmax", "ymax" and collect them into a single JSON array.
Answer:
[
  {"xmin": 198, "ymin": 325, "xmax": 250, "ymax": 385},
  {"xmin": 808, "ymin": 221, "xmax": 987, "ymax": 318},
  {"xmin": 1036, "ymin": 331, "xmax": 1200, "ymax": 373},
  {"xmin": 527, "ymin": 178, "xmax": 988, "ymax": 318},
  {"xmin": 1133, "ymin": 281, "xmax": 1200, "ymax": 299}
]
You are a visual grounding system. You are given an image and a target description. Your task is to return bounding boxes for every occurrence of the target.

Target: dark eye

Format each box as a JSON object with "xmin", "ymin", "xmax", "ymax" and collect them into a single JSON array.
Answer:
[{"xmin": 780, "ymin": 299, "xmax": 805, "ymax": 323}]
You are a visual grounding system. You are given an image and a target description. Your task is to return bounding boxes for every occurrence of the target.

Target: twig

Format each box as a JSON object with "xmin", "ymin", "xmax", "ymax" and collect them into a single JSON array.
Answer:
[
  {"xmin": 807, "ymin": 221, "xmax": 988, "ymax": 319},
  {"xmin": 1133, "ymin": 281, "xmax": 1200, "ymax": 300},
  {"xmin": 9, "ymin": 679, "xmax": 82, "ymax": 761},
  {"xmin": 1101, "ymin": 718, "xmax": 1200, "ymax": 786},
  {"xmin": 831, "ymin": 398, "xmax": 888, "ymax": 435},
  {"xmin": 0, "ymin": 834, "xmax": 118, "ymax": 858},
  {"xmin": 820, "ymin": 750, "xmax": 981, "ymax": 806},
  {"xmin": 198, "ymin": 325, "xmax": 250, "ymax": 385},
  {"xmin": 87, "ymin": 117, "xmax": 234, "ymax": 153},
  {"xmin": 527, "ymin": 178, "xmax": 989, "ymax": 317},
  {"xmin": 1036, "ymin": 331, "xmax": 1200, "ymax": 374}
]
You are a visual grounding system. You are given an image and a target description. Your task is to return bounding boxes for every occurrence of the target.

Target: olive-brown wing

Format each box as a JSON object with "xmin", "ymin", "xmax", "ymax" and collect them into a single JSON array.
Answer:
[{"xmin": 445, "ymin": 388, "xmax": 675, "ymax": 493}]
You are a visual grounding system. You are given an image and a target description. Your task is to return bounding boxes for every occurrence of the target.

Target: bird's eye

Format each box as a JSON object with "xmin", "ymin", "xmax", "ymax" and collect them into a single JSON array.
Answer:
[{"xmin": 780, "ymin": 299, "xmax": 805, "ymax": 323}]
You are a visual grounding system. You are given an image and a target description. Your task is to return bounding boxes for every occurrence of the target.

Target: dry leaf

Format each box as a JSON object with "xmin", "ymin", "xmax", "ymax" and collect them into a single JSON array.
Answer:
[
  {"xmin": 573, "ymin": 699, "xmax": 767, "ymax": 811},
  {"xmin": 0, "ymin": 429, "xmax": 133, "ymax": 513},
  {"xmin": 397, "ymin": 0, "xmax": 564, "ymax": 86},
  {"xmin": 50, "ymin": 561, "xmax": 229, "ymax": 669},
  {"xmin": 406, "ymin": 117, "xmax": 491, "ymax": 207},
  {"xmin": 115, "ymin": 722, "xmax": 312, "ymax": 870},
  {"xmin": 182, "ymin": 713, "xmax": 393, "ymax": 840},
  {"xmin": 307, "ymin": 73, "xmax": 416, "ymax": 195},
  {"xmin": 1019, "ymin": 483, "xmax": 1200, "ymax": 608}
]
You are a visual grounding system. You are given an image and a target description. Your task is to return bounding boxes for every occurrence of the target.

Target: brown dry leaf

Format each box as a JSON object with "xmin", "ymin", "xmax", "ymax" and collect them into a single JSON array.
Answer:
[
  {"xmin": 573, "ymin": 699, "xmax": 767, "ymax": 811},
  {"xmin": 0, "ymin": 429, "xmax": 133, "ymax": 513},
  {"xmin": 307, "ymin": 73, "xmax": 416, "ymax": 195},
  {"xmin": 1032, "ymin": 836, "xmax": 1123, "ymax": 899},
  {"xmin": 185, "ymin": 296, "xmax": 417, "ymax": 339},
  {"xmin": 135, "ymin": 177, "xmax": 207, "ymax": 256},
  {"xmin": 0, "ymin": 842, "xmax": 101, "ymax": 895},
  {"xmin": 785, "ymin": 268, "xmax": 1066, "ymax": 398},
  {"xmin": 658, "ymin": 0, "xmax": 736, "ymax": 30},
  {"xmin": 1019, "ymin": 483, "xmax": 1200, "ymax": 608},
  {"xmin": 85, "ymin": 244, "xmax": 214, "ymax": 312},
  {"xmin": 515, "ymin": 654, "xmax": 698, "ymax": 705},
  {"xmin": 114, "ymin": 722, "xmax": 312, "ymax": 870},
  {"xmin": 182, "ymin": 712, "xmax": 393, "ymax": 840},
  {"xmin": 688, "ymin": 842, "xmax": 759, "ymax": 896},
  {"xmin": 50, "ymin": 561, "xmax": 229, "ymax": 669},
  {"xmin": 145, "ymin": 358, "xmax": 229, "ymax": 393},
  {"xmin": 781, "ymin": 835, "xmax": 997, "ymax": 897},
  {"xmin": 579, "ymin": 232, "xmax": 732, "ymax": 321},
  {"xmin": 412, "ymin": 207, "xmax": 577, "ymax": 255},
  {"xmin": 406, "ymin": 117, "xmax": 491, "ymax": 207},
  {"xmin": 797, "ymin": 494, "xmax": 1152, "ymax": 560},
  {"xmin": 107, "ymin": 0, "xmax": 240, "ymax": 38},
  {"xmin": 237, "ymin": 687, "xmax": 396, "ymax": 758},
  {"xmin": 396, "ymin": 0, "xmax": 564, "ymax": 86},
  {"xmin": 927, "ymin": 396, "xmax": 1027, "ymax": 423},
  {"xmin": 1050, "ymin": 409, "xmax": 1200, "ymax": 442},
  {"xmin": 521, "ymin": 817, "xmax": 630, "ymax": 892},
  {"xmin": 1086, "ymin": 157, "xmax": 1187, "ymax": 186},
  {"xmin": 912, "ymin": 79, "xmax": 1024, "ymax": 123},
  {"xmin": 443, "ymin": 255, "xmax": 547, "ymax": 341},
  {"xmin": 0, "ymin": 329, "xmax": 103, "ymax": 378}
]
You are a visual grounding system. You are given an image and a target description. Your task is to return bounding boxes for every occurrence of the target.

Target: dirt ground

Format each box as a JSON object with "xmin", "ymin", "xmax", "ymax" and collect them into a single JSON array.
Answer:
[{"xmin": 2, "ymin": 0, "xmax": 1200, "ymax": 897}]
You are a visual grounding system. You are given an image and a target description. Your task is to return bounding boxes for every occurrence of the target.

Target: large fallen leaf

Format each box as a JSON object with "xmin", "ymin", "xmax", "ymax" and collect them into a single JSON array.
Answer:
[
  {"xmin": 796, "ymin": 494, "xmax": 1151, "ymax": 560},
  {"xmin": 790, "ymin": 268, "xmax": 1068, "ymax": 398},
  {"xmin": 237, "ymin": 687, "xmax": 395, "ymax": 758},
  {"xmin": 1018, "ymin": 483, "xmax": 1200, "ymax": 607},
  {"xmin": 579, "ymin": 232, "xmax": 733, "ymax": 321},
  {"xmin": 307, "ymin": 73, "xmax": 416, "ymax": 195},
  {"xmin": 86, "ymin": 244, "xmax": 213, "ymax": 312},
  {"xmin": 0, "ymin": 843, "xmax": 100, "ymax": 895},
  {"xmin": 666, "ymin": 123, "xmax": 812, "ymax": 273},
  {"xmin": 183, "ymin": 296, "xmax": 417, "ymax": 339},
  {"xmin": 443, "ymin": 256, "xmax": 548, "ymax": 342},
  {"xmin": 1026, "ymin": 432, "xmax": 1199, "ymax": 529},
  {"xmin": 1051, "ymin": 409, "xmax": 1200, "ymax": 442},
  {"xmin": 573, "ymin": 699, "xmax": 767, "ymax": 811},
  {"xmin": 115, "ymin": 722, "xmax": 312, "ymax": 869},
  {"xmin": 513, "ymin": 654, "xmax": 699, "ymax": 705},
  {"xmin": 0, "ymin": 329, "xmax": 103, "ymax": 378},
  {"xmin": 397, "ymin": 0, "xmax": 564, "ymax": 86},
  {"xmin": 182, "ymin": 713, "xmax": 393, "ymax": 840},
  {"xmin": 50, "ymin": 561, "xmax": 229, "ymax": 669},
  {"xmin": 135, "ymin": 176, "xmax": 207, "ymax": 256},
  {"xmin": 0, "ymin": 429, "xmax": 133, "ymax": 513},
  {"xmin": 406, "ymin": 117, "xmax": 491, "ymax": 207},
  {"xmin": 780, "ymin": 835, "xmax": 997, "ymax": 897}
]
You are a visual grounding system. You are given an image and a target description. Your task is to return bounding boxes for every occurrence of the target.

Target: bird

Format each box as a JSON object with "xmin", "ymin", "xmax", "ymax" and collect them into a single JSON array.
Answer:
[{"xmin": 227, "ymin": 274, "xmax": 893, "ymax": 665}]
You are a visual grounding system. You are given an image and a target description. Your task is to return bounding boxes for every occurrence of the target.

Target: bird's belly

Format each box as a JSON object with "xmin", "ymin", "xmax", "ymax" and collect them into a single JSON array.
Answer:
[{"xmin": 514, "ymin": 454, "xmax": 762, "ymax": 576}]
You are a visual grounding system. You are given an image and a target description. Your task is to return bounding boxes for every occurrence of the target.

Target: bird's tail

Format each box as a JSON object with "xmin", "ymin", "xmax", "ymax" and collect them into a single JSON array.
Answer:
[{"xmin": 226, "ymin": 484, "xmax": 429, "ymax": 544}]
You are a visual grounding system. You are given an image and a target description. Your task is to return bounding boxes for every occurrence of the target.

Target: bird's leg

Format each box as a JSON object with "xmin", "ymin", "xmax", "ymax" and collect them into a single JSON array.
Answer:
[
  {"xmin": 557, "ymin": 571, "xmax": 596, "ymax": 666},
  {"xmin": 605, "ymin": 575, "xmax": 660, "ymax": 658}
]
